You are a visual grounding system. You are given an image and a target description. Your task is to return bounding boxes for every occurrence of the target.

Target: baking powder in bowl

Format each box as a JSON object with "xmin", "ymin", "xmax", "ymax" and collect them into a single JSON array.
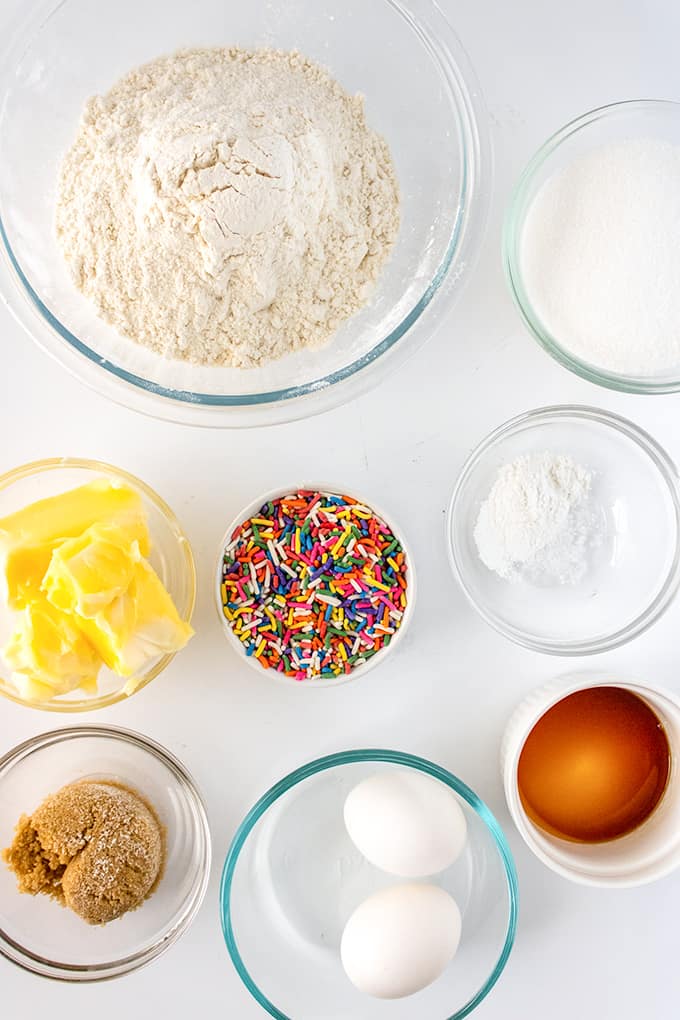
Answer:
[{"xmin": 473, "ymin": 452, "xmax": 603, "ymax": 585}]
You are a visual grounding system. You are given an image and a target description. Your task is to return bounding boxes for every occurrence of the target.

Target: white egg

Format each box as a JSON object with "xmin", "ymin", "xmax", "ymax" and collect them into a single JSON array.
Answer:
[
  {"xmin": 341, "ymin": 883, "xmax": 462, "ymax": 999},
  {"xmin": 344, "ymin": 769, "xmax": 467, "ymax": 877}
]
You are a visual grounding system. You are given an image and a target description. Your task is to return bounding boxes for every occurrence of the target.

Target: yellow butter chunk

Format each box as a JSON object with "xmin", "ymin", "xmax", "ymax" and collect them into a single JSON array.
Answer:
[
  {"xmin": 3, "ymin": 596, "xmax": 101, "ymax": 701},
  {"xmin": 73, "ymin": 558, "xmax": 193, "ymax": 691},
  {"xmin": 0, "ymin": 477, "xmax": 191, "ymax": 703},
  {"xmin": 0, "ymin": 479, "xmax": 150, "ymax": 609},
  {"xmin": 43, "ymin": 523, "xmax": 144, "ymax": 618}
]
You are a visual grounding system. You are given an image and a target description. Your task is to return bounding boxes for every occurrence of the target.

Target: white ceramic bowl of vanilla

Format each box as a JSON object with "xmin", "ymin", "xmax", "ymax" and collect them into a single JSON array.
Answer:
[{"xmin": 501, "ymin": 672, "xmax": 680, "ymax": 887}]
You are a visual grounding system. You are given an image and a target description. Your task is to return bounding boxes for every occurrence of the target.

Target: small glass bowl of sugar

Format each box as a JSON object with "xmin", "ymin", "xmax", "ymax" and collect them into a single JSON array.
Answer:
[
  {"xmin": 504, "ymin": 100, "xmax": 680, "ymax": 394},
  {"xmin": 446, "ymin": 405, "xmax": 680, "ymax": 654}
]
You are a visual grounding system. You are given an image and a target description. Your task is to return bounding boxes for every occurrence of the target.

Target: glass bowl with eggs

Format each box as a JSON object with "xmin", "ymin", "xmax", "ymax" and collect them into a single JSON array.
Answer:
[
  {"xmin": 0, "ymin": 0, "xmax": 490, "ymax": 427},
  {"xmin": 0, "ymin": 459, "xmax": 195, "ymax": 712},
  {"xmin": 220, "ymin": 749, "xmax": 518, "ymax": 1019}
]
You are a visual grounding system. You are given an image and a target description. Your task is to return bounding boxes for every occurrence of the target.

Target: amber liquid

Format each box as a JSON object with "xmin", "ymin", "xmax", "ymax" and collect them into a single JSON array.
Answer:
[{"xmin": 517, "ymin": 686, "xmax": 670, "ymax": 843}]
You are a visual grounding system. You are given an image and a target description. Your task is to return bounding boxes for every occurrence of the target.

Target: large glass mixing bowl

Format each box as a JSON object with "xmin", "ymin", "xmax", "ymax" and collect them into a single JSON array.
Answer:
[{"xmin": 0, "ymin": 0, "xmax": 490, "ymax": 427}]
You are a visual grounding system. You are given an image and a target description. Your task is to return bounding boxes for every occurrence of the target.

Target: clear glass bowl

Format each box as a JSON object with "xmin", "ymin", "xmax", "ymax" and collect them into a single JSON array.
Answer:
[
  {"xmin": 0, "ymin": 725, "xmax": 211, "ymax": 981},
  {"xmin": 0, "ymin": 458, "xmax": 196, "ymax": 711},
  {"xmin": 0, "ymin": 0, "xmax": 490, "ymax": 428},
  {"xmin": 447, "ymin": 406, "xmax": 680, "ymax": 654},
  {"xmin": 504, "ymin": 100, "xmax": 680, "ymax": 394},
  {"xmin": 214, "ymin": 485, "xmax": 416, "ymax": 688},
  {"xmin": 220, "ymin": 750, "xmax": 518, "ymax": 1019}
]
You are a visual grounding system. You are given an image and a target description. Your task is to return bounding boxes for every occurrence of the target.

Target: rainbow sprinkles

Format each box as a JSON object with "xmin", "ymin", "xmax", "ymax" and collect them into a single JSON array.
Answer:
[{"xmin": 219, "ymin": 490, "xmax": 409, "ymax": 681}]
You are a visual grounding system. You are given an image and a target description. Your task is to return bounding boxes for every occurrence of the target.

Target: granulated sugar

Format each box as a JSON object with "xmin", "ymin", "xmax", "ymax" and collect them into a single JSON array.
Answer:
[{"xmin": 520, "ymin": 138, "xmax": 680, "ymax": 377}]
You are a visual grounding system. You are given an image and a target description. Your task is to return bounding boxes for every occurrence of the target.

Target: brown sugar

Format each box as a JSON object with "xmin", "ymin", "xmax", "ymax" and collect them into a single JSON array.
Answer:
[{"xmin": 3, "ymin": 779, "xmax": 164, "ymax": 925}]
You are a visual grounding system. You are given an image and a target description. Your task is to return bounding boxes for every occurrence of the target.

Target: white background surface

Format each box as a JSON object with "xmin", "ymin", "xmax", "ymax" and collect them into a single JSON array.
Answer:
[{"xmin": 1, "ymin": 0, "xmax": 680, "ymax": 1016}]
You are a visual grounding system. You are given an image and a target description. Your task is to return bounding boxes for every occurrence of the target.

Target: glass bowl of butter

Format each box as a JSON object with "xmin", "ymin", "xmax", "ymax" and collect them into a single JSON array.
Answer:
[{"xmin": 0, "ymin": 459, "xmax": 196, "ymax": 712}]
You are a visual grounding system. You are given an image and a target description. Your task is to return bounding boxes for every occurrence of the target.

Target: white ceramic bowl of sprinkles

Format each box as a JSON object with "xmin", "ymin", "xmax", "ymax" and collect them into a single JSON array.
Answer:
[{"xmin": 214, "ymin": 486, "xmax": 416, "ymax": 687}]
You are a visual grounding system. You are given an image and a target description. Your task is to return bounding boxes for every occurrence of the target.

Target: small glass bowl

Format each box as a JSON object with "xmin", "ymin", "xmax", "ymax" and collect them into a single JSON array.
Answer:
[
  {"xmin": 220, "ymin": 750, "xmax": 518, "ymax": 1019},
  {"xmin": 0, "ymin": 458, "xmax": 196, "ymax": 712},
  {"xmin": 214, "ymin": 486, "xmax": 416, "ymax": 688},
  {"xmin": 447, "ymin": 406, "xmax": 680, "ymax": 655},
  {"xmin": 0, "ymin": 725, "xmax": 211, "ymax": 981},
  {"xmin": 0, "ymin": 0, "xmax": 490, "ymax": 427},
  {"xmin": 504, "ymin": 100, "xmax": 680, "ymax": 394}
]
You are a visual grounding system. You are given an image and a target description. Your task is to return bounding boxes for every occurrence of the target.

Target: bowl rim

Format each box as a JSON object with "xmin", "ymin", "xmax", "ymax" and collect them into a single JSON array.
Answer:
[
  {"xmin": 0, "ymin": 457, "xmax": 196, "ymax": 712},
  {"xmin": 214, "ymin": 484, "xmax": 417, "ymax": 688},
  {"xmin": 503, "ymin": 98, "xmax": 680, "ymax": 394},
  {"xmin": 0, "ymin": 724, "xmax": 212, "ymax": 981},
  {"xmin": 0, "ymin": 0, "xmax": 491, "ymax": 427},
  {"xmin": 219, "ymin": 748, "xmax": 518, "ymax": 1020},
  {"xmin": 446, "ymin": 404, "xmax": 680, "ymax": 655}
]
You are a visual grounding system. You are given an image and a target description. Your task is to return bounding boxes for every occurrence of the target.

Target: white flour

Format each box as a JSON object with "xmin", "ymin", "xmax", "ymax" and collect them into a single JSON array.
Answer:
[
  {"xmin": 56, "ymin": 48, "xmax": 400, "ymax": 367},
  {"xmin": 520, "ymin": 138, "xmax": 680, "ymax": 377},
  {"xmin": 474, "ymin": 452, "xmax": 601, "ymax": 584}
]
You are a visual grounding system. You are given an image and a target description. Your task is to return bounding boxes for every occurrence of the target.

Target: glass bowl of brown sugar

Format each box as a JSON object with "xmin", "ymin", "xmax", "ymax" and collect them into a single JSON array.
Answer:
[{"xmin": 0, "ymin": 725, "xmax": 211, "ymax": 981}]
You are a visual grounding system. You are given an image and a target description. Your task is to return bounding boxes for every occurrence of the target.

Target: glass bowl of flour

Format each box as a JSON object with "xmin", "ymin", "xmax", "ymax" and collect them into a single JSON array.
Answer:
[
  {"xmin": 446, "ymin": 406, "xmax": 680, "ymax": 655},
  {"xmin": 0, "ymin": 0, "xmax": 490, "ymax": 427},
  {"xmin": 504, "ymin": 100, "xmax": 680, "ymax": 394}
]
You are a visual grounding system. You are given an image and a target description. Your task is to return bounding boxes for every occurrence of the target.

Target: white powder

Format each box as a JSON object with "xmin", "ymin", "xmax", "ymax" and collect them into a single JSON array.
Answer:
[
  {"xmin": 55, "ymin": 48, "xmax": 399, "ymax": 367},
  {"xmin": 520, "ymin": 138, "xmax": 680, "ymax": 377},
  {"xmin": 474, "ymin": 452, "xmax": 602, "ymax": 585}
]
